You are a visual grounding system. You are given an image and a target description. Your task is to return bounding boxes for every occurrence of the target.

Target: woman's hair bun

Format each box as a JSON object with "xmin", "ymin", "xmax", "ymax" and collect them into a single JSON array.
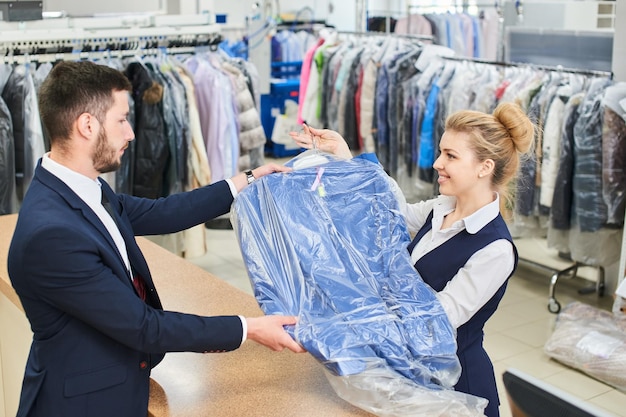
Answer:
[{"xmin": 493, "ymin": 102, "xmax": 534, "ymax": 154}]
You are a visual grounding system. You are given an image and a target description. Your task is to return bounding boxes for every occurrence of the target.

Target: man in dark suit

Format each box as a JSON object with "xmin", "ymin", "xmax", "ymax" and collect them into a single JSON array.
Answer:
[{"xmin": 8, "ymin": 60, "xmax": 304, "ymax": 417}]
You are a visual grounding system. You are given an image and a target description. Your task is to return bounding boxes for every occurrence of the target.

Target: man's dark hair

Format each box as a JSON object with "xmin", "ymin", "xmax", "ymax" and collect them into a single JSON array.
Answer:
[{"xmin": 38, "ymin": 61, "xmax": 132, "ymax": 145}]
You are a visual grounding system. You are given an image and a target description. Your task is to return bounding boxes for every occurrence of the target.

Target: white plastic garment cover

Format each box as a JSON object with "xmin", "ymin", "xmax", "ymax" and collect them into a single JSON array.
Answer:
[
  {"xmin": 544, "ymin": 302, "xmax": 626, "ymax": 392},
  {"xmin": 232, "ymin": 151, "xmax": 487, "ymax": 416}
]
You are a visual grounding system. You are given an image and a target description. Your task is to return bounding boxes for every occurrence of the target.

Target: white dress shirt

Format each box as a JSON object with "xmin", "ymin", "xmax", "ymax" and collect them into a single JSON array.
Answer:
[{"xmin": 401, "ymin": 194, "xmax": 515, "ymax": 328}]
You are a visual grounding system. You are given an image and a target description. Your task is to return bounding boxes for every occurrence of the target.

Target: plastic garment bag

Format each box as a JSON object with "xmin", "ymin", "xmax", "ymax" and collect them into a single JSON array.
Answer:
[
  {"xmin": 572, "ymin": 77, "xmax": 613, "ymax": 232},
  {"xmin": 232, "ymin": 151, "xmax": 487, "ymax": 416},
  {"xmin": 0, "ymin": 63, "xmax": 17, "ymax": 215},
  {"xmin": 544, "ymin": 302, "xmax": 626, "ymax": 392},
  {"xmin": 601, "ymin": 82, "xmax": 626, "ymax": 228}
]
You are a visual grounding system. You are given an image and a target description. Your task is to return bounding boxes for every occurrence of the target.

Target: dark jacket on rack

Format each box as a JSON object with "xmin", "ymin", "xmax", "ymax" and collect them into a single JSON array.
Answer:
[
  {"xmin": 0, "ymin": 94, "xmax": 17, "ymax": 215},
  {"xmin": 573, "ymin": 77, "xmax": 613, "ymax": 232},
  {"xmin": 339, "ymin": 50, "xmax": 364, "ymax": 152},
  {"xmin": 515, "ymin": 77, "xmax": 553, "ymax": 218},
  {"xmin": 117, "ymin": 93, "xmax": 136, "ymax": 196},
  {"xmin": 124, "ymin": 62, "xmax": 169, "ymax": 199},
  {"xmin": 387, "ymin": 47, "xmax": 421, "ymax": 178},
  {"xmin": 1, "ymin": 64, "xmax": 46, "ymax": 202},
  {"xmin": 551, "ymin": 93, "xmax": 584, "ymax": 230},
  {"xmin": 319, "ymin": 46, "xmax": 339, "ymax": 129},
  {"xmin": 375, "ymin": 55, "xmax": 392, "ymax": 169},
  {"xmin": 146, "ymin": 62, "xmax": 186, "ymax": 197},
  {"xmin": 0, "ymin": 63, "xmax": 17, "ymax": 214}
]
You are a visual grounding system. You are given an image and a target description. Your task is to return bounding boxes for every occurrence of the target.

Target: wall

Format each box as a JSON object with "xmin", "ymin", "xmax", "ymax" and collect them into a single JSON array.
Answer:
[
  {"xmin": 44, "ymin": 0, "xmax": 165, "ymax": 15},
  {"xmin": 35, "ymin": 0, "xmax": 356, "ymax": 32},
  {"xmin": 211, "ymin": 1, "xmax": 356, "ymax": 31}
]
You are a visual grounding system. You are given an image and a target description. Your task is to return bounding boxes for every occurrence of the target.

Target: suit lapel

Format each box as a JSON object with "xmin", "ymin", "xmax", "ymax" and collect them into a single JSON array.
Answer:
[{"xmin": 36, "ymin": 165, "xmax": 122, "ymax": 257}]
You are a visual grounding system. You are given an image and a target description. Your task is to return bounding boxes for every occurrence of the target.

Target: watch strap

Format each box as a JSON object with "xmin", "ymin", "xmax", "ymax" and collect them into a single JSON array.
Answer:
[{"xmin": 245, "ymin": 170, "xmax": 255, "ymax": 184}]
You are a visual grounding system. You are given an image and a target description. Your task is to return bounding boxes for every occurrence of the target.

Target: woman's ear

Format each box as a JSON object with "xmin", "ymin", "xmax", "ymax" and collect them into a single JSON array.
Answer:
[{"xmin": 480, "ymin": 159, "xmax": 495, "ymax": 178}]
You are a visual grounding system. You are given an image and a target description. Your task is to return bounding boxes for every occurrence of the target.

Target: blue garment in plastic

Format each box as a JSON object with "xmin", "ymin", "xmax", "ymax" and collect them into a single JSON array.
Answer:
[
  {"xmin": 233, "ymin": 151, "xmax": 460, "ymax": 387},
  {"xmin": 232, "ymin": 151, "xmax": 488, "ymax": 416}
]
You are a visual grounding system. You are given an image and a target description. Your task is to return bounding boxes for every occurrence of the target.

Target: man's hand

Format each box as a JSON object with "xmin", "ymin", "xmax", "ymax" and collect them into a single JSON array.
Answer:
[
  {"xmin": 245, "ymin": 315, "xmax": 306, "ymax": 353},
  {"xmin": 251, "ymin": 162, "xmax": 292, "ymax": 180},
  {"xmin": 232, "ymin": 163, "xmax": 292, "ymax": 192}
]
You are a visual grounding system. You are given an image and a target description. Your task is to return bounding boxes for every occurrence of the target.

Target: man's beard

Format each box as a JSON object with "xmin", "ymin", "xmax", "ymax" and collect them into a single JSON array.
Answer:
[{"xmin": 93, "ymin": 126, "xmax": 121, "ymax": 174}]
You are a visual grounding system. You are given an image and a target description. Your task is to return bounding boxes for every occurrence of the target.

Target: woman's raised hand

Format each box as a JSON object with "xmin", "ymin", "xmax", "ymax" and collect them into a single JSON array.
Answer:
[{"xmin": 289, "ymin": 124, "xmax": 353, "ymax": 160}]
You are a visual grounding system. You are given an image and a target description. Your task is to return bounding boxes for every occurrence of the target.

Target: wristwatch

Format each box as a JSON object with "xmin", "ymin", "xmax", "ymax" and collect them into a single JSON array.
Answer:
[{"xmin": 244, "ymin": 170, "xmax": 255, "ymax": 185}]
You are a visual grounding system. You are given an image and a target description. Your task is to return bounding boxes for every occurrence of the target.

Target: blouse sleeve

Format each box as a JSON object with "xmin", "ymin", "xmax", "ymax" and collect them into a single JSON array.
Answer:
[
  {"xmin": 401, "ymin": 198, "xmax": 436, "ymax": 234},
  {"xmin": 435, "ymin": 239, "xmax": 515, "ymax": 328}
]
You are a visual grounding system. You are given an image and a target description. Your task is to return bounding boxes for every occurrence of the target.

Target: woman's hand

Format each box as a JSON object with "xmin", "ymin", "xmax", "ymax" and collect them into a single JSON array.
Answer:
[{"xmin": 289, "ymin": 124, "xmax": 353, "ymax": 160}]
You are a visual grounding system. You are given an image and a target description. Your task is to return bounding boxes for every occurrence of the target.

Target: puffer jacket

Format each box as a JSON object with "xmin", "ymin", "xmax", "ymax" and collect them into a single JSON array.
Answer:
[
  {"xmin": 221, "ymin": 60, "xmax": 265, "ymax": 170},
  {"xmin": 124, "ymin": 62, "xmax": 169, "ymax": 199}
]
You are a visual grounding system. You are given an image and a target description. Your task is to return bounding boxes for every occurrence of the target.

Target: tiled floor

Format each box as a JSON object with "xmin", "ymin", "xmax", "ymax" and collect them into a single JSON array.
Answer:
[{"xmin": 188, "ymin": 226, "xmax": 626, "ymax": 417}]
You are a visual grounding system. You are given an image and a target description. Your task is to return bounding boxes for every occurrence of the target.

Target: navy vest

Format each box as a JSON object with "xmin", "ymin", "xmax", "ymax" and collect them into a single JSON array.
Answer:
[{"xmin": 408, "ymin": 210, "xmax": 518, "ymax": 417}]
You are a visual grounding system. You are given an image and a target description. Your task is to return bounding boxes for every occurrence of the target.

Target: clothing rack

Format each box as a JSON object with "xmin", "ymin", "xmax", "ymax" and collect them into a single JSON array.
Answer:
[
  {"xmin": 441, "ymin": 55, "xmax": 614, "ymax": 79},
  {"xmin": 333, "ymin": 30, "xmax": 434, "ymax": 42},
  {"xmin": 2, "ymin": 45, "xmax": 215, "ymax": 65},
  {"xmin": 407, "ymin": 1, "xmax": 502, "ymax": 14},
  {"xmin": 405, "ymin": 1, "xmax": 505, "ymax": 60},
  {"xmin": 0, "ymin": 14, "xmax": 221, "ymax": 61}
]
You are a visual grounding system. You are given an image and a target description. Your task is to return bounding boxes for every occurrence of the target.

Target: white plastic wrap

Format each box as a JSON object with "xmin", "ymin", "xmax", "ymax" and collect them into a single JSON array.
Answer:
[
  {"xmin": 232, "ymin": 151, "xmax": 487, "ymax": 416},
  {"xmin": 544, "ymin": 301, "xmax": 626, "ymax": 392}
]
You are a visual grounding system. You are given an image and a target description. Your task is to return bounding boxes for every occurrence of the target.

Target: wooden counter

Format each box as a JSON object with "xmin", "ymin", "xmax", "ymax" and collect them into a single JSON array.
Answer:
[{"xmin": 0, "ymin": 214, "xmax": 371, "ymax": 417}]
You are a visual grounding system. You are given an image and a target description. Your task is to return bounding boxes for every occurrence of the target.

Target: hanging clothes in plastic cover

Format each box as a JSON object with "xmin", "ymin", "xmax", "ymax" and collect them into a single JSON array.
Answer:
[{"xmin": 232, "ymin": 151, "xmax": 487, "ymax": 417}]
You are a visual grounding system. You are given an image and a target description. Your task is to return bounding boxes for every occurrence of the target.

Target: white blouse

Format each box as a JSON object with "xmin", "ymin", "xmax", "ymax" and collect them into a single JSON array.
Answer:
[{"xmin": 401, "ymin": 194, "xmax": 515, "ymax": 329}]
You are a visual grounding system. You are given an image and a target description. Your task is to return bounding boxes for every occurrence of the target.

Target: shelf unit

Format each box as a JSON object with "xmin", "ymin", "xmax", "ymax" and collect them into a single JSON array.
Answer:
[{"xmin": 503, "ymin": 0, "xmax": 616, "ymax": 31}]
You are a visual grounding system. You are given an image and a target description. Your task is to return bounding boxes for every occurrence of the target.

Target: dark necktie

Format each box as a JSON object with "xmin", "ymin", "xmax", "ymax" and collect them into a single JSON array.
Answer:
[
  {"xmin": 101, "ymin": 188, "xmax": 147, "ymax": 301},
  {"xmin": 101, "ymin": 188, "xmax": 117, "ymax": 224}
]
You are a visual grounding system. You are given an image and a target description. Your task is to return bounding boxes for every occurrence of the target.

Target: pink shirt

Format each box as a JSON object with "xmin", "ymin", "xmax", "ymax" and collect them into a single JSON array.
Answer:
[{"xmin": 297, "ymin": 38, "xmax": 325, "ymax": 124}]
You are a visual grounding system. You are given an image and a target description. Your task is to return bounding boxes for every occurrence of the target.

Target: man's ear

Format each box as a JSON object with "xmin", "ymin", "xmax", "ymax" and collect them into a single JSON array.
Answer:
[{"xmin": 76, "ymin": 112, "xmax": 96, "ymax": 138}]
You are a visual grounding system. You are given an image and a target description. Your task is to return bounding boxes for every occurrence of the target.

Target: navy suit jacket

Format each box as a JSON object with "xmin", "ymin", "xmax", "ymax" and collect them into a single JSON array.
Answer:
[{"xmin": 8, "ymin": 162, "xmax": 244, "ymax": 417}]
